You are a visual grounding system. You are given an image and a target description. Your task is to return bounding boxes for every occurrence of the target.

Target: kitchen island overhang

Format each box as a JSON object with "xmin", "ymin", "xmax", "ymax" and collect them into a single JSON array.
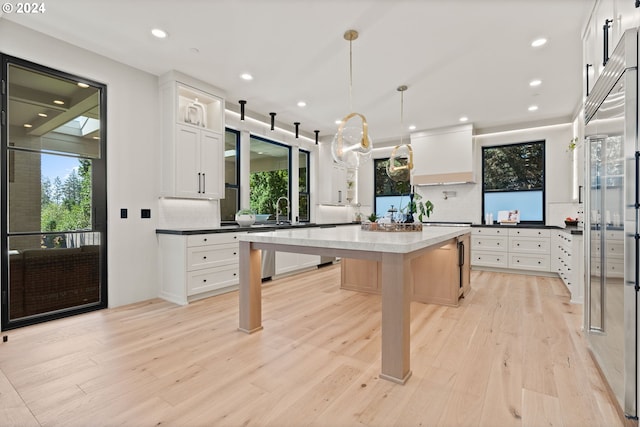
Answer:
[{"xmin": 237, "ymin": 224, "xmax": 472, "ymax": 384}]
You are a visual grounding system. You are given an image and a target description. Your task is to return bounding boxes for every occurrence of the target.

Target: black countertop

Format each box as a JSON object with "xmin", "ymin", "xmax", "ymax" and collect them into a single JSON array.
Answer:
[
  {"xmin": 156, "ymin": 222, "xmax": 355, "ymax": 235},
  {"xmin": 157, "ymin": 221, "xmax": 584, "ymax": 236},
  {"xmin": 472, "ymin": 223, "xmax": 583, "ymax": 235}
]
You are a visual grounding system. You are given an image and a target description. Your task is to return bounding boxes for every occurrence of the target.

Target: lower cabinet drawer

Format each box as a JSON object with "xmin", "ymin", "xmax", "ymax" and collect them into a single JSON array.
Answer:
[
  {"xmin": 187, "ymin": 243, "xmax": 238, "ymax": 271},
  {"xmin": 509, "ymin": 236, "xmax": 550, "ymax": 253},
  {"xmin": 471, "ymin": 250, "xmax": 508, "ymax": 268},
  {"xmin": 187, "ymin": 264, "xmax": 239, "ymax": 296},
  {"xmin": 471, "ymin": 236, "xmax": 508, "ymax": 251},
  {"xmin": 508, "ymin": 254, "xmax": 550, "ymax": 271}
]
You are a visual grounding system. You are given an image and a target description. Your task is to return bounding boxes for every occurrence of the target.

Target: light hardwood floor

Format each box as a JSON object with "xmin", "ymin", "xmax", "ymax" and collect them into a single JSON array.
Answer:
[{"xmin": 0, "ymin": 265, "xmax": 627, "ymax": 427}]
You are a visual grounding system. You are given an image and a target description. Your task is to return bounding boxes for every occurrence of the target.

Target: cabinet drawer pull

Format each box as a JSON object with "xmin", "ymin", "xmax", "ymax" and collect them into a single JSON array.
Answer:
[
  {"xmin": 233, "ymin": 252, "xmax": 237, "ymax": 255},
  {"xmin": 203, "ymin": 279, "xmax": 207, "ymax": 283}
]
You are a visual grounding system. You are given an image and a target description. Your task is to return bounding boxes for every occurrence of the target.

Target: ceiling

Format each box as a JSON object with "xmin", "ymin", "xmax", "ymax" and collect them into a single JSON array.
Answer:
[{"xmin": 1, "ymin": 0, "xmax": 594, "ymax": 143}]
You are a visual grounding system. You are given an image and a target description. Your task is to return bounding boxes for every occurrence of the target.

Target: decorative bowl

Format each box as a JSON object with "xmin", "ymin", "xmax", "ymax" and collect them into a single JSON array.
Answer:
[
  {"xmin": 255, "ymin": 214, "xmax": 271, "ymax": 223},
  {"xmin": 564, "ymin": 220, "xmax": 578, "ymax": 227},
  {"xmin": 235, "ymin": 211, "xmax": 256, "ymax": 227}
]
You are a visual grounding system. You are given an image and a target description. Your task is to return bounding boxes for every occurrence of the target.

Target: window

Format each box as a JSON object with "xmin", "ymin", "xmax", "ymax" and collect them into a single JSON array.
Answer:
[
  {"xmin": 249, "ymin": 135, "xmax": 290, "ymax": 220},
  {"xmin": 220, "ymin": 128, "xmax": 239, "ymax": 221},
  {"xmin": 299, "ymin": 150, "xmax": 310, "ymax": 222},
  {"xmin": 482, "ymin": 141, "xmax": 545, "ymax": 223},
  {"xmin": 373, "ymin": 158, "xmax": 411, "ymax": 219}
]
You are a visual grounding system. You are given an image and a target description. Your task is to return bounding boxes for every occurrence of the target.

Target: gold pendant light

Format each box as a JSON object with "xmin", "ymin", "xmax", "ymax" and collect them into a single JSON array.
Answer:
[
  {"xmin": 331, "ymin": 29, "xmax": 373, "ymax": 170},
  {"xmin": 387, "ymin": 85, "xmax": 413, "ymax": 183}
]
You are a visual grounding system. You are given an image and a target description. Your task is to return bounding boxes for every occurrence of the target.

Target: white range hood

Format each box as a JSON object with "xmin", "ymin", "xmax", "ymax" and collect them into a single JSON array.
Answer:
[{"xmin": 410, "ymin": 124, "xmax": 475, "ymax": 185}]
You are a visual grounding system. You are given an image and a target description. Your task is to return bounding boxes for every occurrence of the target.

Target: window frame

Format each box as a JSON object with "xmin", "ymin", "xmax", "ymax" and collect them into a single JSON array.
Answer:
[
  {"xmin": 373, "ymin": 157, "xmax": 411, "ymax": 218},
  {"xmin": 248, "ymin": 134, "xmax": 292, "ymax": 220},
  {"xmin": 481, "ymin": 140, "xmax": 546, "ymax": 224},
  {"xmin": 298, "ymin": 149, "xmax": 310, "ymax": 222},
  {"xmin": 221, "ymin": 128, "xmax": 240, "ymax": 221}
]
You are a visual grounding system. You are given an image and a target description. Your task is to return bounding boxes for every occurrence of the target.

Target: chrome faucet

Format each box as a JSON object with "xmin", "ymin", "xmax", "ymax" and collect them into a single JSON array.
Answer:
[{"xmin": 275, "ymin": 196, "xmax": 290, "ymax": 225}]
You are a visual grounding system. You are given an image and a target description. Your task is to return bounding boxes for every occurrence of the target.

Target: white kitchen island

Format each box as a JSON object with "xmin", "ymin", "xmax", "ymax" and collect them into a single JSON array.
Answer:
[{"xmin": 237, "ymin": 224, "xmax": 472, "ymax": 384}]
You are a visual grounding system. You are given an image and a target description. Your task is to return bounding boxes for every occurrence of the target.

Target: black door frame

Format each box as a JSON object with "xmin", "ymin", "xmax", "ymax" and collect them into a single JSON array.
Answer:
[{"xmin": 1, "ymin": 54, "xmax": 108, "ymax": 330}]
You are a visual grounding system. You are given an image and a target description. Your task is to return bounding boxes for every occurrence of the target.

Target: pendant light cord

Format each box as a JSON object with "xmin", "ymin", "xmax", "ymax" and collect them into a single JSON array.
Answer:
[{"xmin": 349, "ymin": 38, "xmax": 353, "ymax": 112}]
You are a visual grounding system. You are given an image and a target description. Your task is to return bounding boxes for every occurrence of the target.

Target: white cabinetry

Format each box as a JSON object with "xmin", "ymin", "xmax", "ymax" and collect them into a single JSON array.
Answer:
[
  {"xmin": 160, "ymin": 71, "xmax": 225, "ymax": 199},
  {"xmin": 318, "ymin": 142, "xmax": 348, "ymax": 205},
  {"xmin": 159, "ymin": 232, "xmax": 243, "ymax": 305},
  {"xmin": 276, "ymin": 252, "xmax": 321, "ymax": 276},
  {"xmin": 583, "ymin": 0, "xmax": 640, "ymax": 98},
  {"xmin": 471, "ymin": 227, "xmax": 551, "ymax": 273},
  {"xmin": 552, "ymin": 230, "xmax": 584, "ymax": 304},
  {"xmin": 507, "ymin": 228, "xmax": 551, "ymax": 272},
  {"xmin": 471, "ymin": 227, "xmax": 508, "ymax": 268},
  {"xmin": 410, "ymin": 124, "xmax": 474, "ymax": 185}
]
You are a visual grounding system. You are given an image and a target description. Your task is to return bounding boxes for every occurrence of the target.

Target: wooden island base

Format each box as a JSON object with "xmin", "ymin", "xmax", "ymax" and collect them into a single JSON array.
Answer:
[{"xmin": 341, "ymin": 235, "xmax": 470, "ymax": 306}]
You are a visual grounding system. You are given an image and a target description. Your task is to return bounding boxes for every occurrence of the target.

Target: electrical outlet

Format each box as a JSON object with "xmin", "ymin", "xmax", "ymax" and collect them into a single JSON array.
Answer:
[
  {"xmin": 120, "ymin": 208, "xmax": 128, "ymax": 219},
  {"xmin": 141, "ymin": 209, "xmax": 151, "ymax": 219}
]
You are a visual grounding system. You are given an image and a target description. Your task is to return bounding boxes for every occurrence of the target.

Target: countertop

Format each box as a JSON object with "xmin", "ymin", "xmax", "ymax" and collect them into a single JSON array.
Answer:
[
  {"xmin": 155, "ymin": 222, "xmax": 353, "ymax": 235},
  {"xmin": 472, "ymin": 223, "xmax": 583, "ymax": 235},
  {"xmin": 238, "ymin": 224, "xmax": 472, "ymax": 254},
  {"xmin": 156, "ymin": 222, "xmax": 583, "ymax": 236}
]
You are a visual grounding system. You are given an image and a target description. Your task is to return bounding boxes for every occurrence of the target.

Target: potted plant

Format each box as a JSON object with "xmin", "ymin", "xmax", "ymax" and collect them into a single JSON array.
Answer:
[{"xmin": 403, "ymin": 192, "xmax": 434, "ymax": 222}]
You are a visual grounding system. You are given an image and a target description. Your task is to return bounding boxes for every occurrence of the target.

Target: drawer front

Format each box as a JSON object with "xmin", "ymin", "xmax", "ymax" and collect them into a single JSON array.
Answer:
[
  {"xmin": 472, "ymin": 227, "xmax": 507, "ymax": 236},
  {"xmin": 606, "ymin": 260, "xmax": 624, "ymax": 277},
  {"xmin": 510, "ymin": 236, "xmax": 550, "ymax": 253},
  {"xmin": 471, "ymin": 250, "xmax": 508, "ymax": 268},
  {"xmin": 508, "ymin": 254, "xmax": 550, "ymax": 271},
  {"xmin": 605, "ymin": 241, "xmax": 624, "ymax": 259},
  {"xmin": 471, "ymin": 236, "xmax": 508, "ymax": 251},
  {"xmin": 187, "ymin": 243, "xmax": 238, "ymax": 271},
  {"xmin": 187, "ymin": 232, "xmax": 244, "ymax": 247},
  {"xmin": 187, "ymin": 264, "xmax": 239, "ymax": 296},
  {"xmin": 508, "ymin": 228, "xmax": 550, "ymax": 238}
]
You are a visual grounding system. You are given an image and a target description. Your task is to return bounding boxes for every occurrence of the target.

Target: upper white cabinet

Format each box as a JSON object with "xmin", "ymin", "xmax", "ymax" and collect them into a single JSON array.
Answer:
[
  {"xmin": 318, "ymin": 141, "xmax": 348, "ymax": 205},
  {"xmin": 583, "ymin": 0, "xmax": 640, "ymax": 98},
  {"xmin": 160, "ymin": 71, "xmax": 225, "ymax": 199},
  {"xmin": 410, "ymin": 124, "xmax": 475, "ymax": 185}
]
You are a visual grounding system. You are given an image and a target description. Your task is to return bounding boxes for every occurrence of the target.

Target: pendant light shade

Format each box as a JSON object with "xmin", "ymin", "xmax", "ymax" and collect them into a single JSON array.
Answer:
[
  {"xmin": 294, "ymin": 122, "xmax": 300, "ymax": 139},
  {"xmin": 314, "ymin": 130, "xmax": 319, "ymax": 144},
  {"xmin": 331, "ymin": 112, "xmax": 372, "ymax": 169}
]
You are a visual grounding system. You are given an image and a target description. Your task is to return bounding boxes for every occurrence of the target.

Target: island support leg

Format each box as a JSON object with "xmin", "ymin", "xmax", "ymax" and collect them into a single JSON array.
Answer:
[
  {"xmin": 238, "ymin": 241, "xmax": 263, "ymax": 334},
  {"xmin": 379, "ymin": 252, "xmax": 412, "ymax": 384}
]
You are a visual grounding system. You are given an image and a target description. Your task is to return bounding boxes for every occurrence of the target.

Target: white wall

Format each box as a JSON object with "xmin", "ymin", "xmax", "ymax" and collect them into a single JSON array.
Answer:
[
  {"xmin": 362, "ymin": 123, "xmax": 576, "ymax": 224},
  {"xmin": 0, "ymin": 19, "xmax": 160, "ymax": 308}
]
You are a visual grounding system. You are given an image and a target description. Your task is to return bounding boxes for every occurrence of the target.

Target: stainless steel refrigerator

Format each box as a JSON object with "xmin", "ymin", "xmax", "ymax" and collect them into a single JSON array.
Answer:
[{"xmin": 584, "ymin": 27, "xmax": 638, "ymax": 419}]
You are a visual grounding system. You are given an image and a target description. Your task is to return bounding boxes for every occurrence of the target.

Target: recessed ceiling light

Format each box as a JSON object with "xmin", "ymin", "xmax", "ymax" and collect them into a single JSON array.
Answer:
[
  {"xmin": 240, "ymin": 73, "xmax": 253, "ymax": 81},
  {"xmin": 528, "ymin": 105, "xmax": 539, "ymax": 111},
  {"xmin": 151, "ymin": 28, "xmax": 168, "ymax": 39},
  {"xmin": 38, "ymin": 112, "xmax": 48, "ymax": 117},
  {"xmin": 77, "ymin": 82, "xmax": 89, "ymax": 88},
  {"xmin": 459, "ymin": 116, "xmax": 469, "ymax": 122},
  {"xmin": 408, "ymin": 125, "xmax": 416, "ymax": 130},
  {"xmin": 297, "ymin": 101, "xmax": 307, "ymax": 107},
  {"xmin": 531, "ymin": 38, "xmax": 547, "ymax": 47},
  {"xmin": 335, "ymin": 119, "xmax": 342, "ymax": 125},
  {"xmin": 53, "ymin": 100, "xmax": 64, "ymax": 105},
  {"xmin": 23, "ymin": 123, "xmax": 32, "ymax": 128},
  {"xmin": 529, "ymin": 79, "xmax": 542, "ymax": 87}
]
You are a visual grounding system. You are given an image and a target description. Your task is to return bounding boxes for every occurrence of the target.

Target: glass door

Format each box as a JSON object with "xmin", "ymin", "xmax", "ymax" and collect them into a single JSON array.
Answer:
[{"xmin": 1, "ymin": 56, "xmax": 107, "ymax": 330}]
